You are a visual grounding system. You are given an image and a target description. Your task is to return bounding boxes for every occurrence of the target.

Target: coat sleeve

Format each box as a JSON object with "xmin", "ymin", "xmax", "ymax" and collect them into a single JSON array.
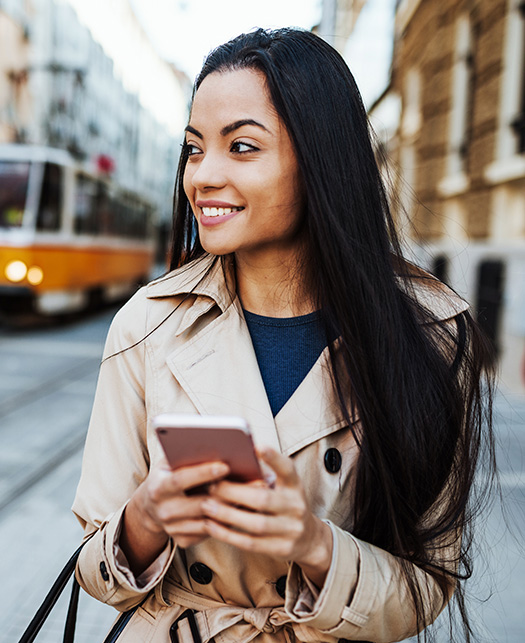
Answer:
[
  {"xmin": 285, "ymin": 521, "xmax": 455, "ymax": 643},
  {"xmin": 71, "ymin": 289, "xmax": 176, "ymax": 611}
]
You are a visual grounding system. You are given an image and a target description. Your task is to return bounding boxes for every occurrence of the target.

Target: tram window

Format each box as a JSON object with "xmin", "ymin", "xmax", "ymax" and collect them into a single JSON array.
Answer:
[
  {"xmin": 128, "ymin": 202, "xmax": 144, "ymax": 239},
  {"xmin": 117, "ymin": 195, "xmax": 148, "ymax": 239},
  {"xmin": 117, "ymin": 198, "xmax": 131, "ymax": 237},
  {"xmin": 74, "ymin": 176, "xmax": 98, "ymax": 234},
  {"xmin": 0, "ymin": 161, "xmax": 30, "ymax": 228},
  {"xmin": 36, "ymin": 163, "xmax": 62, "ymax": 231},
  {"xmin": 96, "ymin": 183, "xmax": 112, "ymax": 236}
]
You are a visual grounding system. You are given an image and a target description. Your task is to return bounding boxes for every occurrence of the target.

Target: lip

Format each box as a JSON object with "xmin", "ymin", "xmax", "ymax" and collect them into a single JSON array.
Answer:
[
  {"xmin": 196, "ymin": 200, "xmax": 241, "ymax": 208},
  {"xmin": 195, "ymin": 200, "xmax": 245, "ymax": 227}
]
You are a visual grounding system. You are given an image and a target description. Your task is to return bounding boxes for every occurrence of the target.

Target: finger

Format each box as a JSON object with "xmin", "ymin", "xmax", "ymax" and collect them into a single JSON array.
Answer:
[
  {"xmin": 164, "ymin": 461, "xmax": 230, "ymax": 495},
  {"xmin": 256, "ymin": 447, "xmax": 299, "ymax": 487},
  {"xmin": 204, "ymin": 520, "xmax": 294, "ymax": 559},
  {"xmin": 202, "ymin": 498, "xmax": 296, "ymax": 536},
  {"xmin": 164, "ymin": 518, "xmax": 209, "ymax": 536},
  {"xmin": 155, "ymin": 494, "xmax": 210, "ymax": 524},
  {"xmin": 209, "ymin": 480, "xmax": 291, "ymax": 515},
  {"xmin": 165, "ymin": 520, "xmax": 210, "ymax": 549},
  {"xmin": 176, "ymin": 535, "xmax": 208, "ymax": 549}
]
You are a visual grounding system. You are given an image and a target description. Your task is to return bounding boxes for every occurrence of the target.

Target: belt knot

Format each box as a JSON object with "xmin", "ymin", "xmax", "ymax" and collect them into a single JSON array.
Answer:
[{"xmin": 242, "ymin": 607, "xmax": 276, "ymax": 633}]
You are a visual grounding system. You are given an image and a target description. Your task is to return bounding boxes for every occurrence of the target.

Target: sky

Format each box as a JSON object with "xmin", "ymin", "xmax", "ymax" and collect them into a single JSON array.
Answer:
[
  {"xmin": 344, "ymin": 0, "xmax": 395, "ymax": 108},
  {"xmin": 66, "ymin": 0, "xmax": 396, "ymax": 133},
  {"xmin": 130, "ymin": 0, "xmax": 322, "ymax": 82},
  {"xmin": 130, "ymin": 0, "xmax": 397, "ymax": 113}
]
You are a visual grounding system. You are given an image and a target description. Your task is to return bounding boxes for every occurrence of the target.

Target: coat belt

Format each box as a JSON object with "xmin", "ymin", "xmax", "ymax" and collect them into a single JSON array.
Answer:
[{"xmin": 163, "ymin": 579, "xmax": 296, "ymax": 642}]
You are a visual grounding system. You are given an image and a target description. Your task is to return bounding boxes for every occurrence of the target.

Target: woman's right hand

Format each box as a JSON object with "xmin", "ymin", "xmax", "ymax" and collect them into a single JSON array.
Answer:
[{"xmin": 120, "ymin": 459, "xmax": 230, "ymax": 574}]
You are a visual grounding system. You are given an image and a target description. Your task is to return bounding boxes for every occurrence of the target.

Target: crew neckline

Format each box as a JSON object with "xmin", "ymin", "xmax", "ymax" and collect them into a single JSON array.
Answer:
[{"xmin": 242, "ymin": 308, "xmax": 321, "ymax": 327}]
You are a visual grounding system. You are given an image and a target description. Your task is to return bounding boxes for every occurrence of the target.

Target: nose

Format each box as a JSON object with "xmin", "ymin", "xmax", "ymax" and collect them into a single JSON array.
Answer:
[{"xmin": 189, "ymin": 151, "xmax": 226, "ymax": 191}]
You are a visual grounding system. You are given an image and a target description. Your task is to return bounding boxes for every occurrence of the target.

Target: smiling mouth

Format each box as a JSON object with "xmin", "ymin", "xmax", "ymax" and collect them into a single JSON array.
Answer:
[{"xmin": 201, "ymin": 206, "xmax": 244, "ymax": 217}]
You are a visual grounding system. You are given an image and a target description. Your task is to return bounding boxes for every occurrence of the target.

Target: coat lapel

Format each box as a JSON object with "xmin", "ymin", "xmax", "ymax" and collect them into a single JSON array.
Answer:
[
  {"xmin": 274, "ymin": 346, "xmax": 352, "ymax": 457},
  {"xmin": 164, "ymin": 297, "xmax": 282, "ymax": 451}
]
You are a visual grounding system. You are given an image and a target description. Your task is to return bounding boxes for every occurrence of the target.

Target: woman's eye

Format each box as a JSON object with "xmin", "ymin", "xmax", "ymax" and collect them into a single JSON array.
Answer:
[
  {"xmin": 231, "ymin": 141, "xmax": 257, "ymax": 154},
  {"xmin": 184, "ymin": 143, "xmax": 201, "ymax": 156}
]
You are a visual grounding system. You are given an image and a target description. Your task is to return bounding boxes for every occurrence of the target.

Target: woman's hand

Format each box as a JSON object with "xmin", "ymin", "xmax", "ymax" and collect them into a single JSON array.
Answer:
[
  {"xmin": 121, "ymin": 459, "xmax": 230, "ymax": 575},
  {"xmin": 201, "ymin": 446, "xmax": 333, "ymax": 588}
]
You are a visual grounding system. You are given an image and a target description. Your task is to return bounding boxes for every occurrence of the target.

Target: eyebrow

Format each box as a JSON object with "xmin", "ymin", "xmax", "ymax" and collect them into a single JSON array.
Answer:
[{"xmin": 184, "ymin": 119, "xmax": 270, "ymax": 139}]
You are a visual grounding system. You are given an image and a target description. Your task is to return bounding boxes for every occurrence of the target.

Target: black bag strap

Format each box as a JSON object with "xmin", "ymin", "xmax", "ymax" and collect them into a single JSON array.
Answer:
[
  {"xmin": 63, "ymin": 568, "xmax": 81, "ymax": 643},
  {"xmin": 17, "ymin": 540, "xmax": 140, "ymax": 643},
  {"xmin": 18, "ymin": 544, "xmax": 84, "ymax": 643}
]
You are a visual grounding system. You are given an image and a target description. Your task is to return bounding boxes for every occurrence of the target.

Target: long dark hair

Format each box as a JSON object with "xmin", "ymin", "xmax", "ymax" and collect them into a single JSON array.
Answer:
[{"xmin": 169, "ymin": 28, "xmax": 495, "ymax": 641}]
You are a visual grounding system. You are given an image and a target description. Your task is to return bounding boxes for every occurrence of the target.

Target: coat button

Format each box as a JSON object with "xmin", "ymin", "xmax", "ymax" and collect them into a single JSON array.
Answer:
[
  {"xmin": 275, "ymin": 575, "xmax": 287, "ymax": 599},
  {"xmin": 99, "ymin": 561, "xmax": 109, "ymax": 581},
  {"xmin": 324, "ymin": 448, "xmax": 342, "ymax": 473},
  {"xmin": 189, "ymin": 562, "xmax": 213, "ymax": 584}
]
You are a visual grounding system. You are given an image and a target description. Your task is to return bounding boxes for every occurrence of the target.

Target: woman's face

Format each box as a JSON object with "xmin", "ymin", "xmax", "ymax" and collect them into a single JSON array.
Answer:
[{"xmin": 183, "ymin": 68, "xmax": 304, "ymax": 263}]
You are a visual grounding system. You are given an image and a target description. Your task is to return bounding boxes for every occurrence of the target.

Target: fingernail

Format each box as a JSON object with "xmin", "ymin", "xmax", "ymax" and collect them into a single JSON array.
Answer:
[
  {"xmin": 265, "ymin": 472, "xmax": 277, "ymax": 488},
  {"xmin": 213, "ymin": 463, "xmax": 228, "ymax": 476}
]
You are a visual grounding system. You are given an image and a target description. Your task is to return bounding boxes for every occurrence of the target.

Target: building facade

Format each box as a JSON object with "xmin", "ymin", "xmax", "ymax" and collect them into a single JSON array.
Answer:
[
  {"xmin": 0, "ymin": 0, "xmax": 33, "ymax": 143},
  {"xmin": 333, "ymin": 0, "xmax": 525, "ymax": 390},
  {"xmin": 0, "ymin": 0, "xmax": 190, "ymax": 242}
]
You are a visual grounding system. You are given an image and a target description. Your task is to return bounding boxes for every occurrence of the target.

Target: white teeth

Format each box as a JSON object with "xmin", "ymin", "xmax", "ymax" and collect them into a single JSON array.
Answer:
[{"xmin": 201, "ymin": 206, "xmax": 242, "ymax": 217}]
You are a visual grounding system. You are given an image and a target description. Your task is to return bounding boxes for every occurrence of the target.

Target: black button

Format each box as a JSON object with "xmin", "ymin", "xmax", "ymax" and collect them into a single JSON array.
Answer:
[
  {"xmin": 324, "ymin": 448, "xmax": 342, "ymax": 473},
  {"xmin": 189, "ymin": 562, "xmax": 213, "ymax": 584},
  {"xmin": 275, "ymin": 575, "xmax": 287, "ymax": 599},
  {"xmin": 99, "ymin": 561, "xmax": 110, "ymax": 581}
]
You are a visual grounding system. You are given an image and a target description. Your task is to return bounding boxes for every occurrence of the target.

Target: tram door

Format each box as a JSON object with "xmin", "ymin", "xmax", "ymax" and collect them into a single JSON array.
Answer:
[{"xmin": 475, "ymin": 259, "xmax": 505, "ymax": 359}]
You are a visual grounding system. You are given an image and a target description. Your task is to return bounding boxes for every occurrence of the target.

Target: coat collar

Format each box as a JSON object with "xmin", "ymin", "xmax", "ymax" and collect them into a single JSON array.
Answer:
[
  {"xmin": 146, "ymin": 255, "xmax": 236, "ymax": 337},
  {"xmin": 147, "ymin": 253, "xmax": 469, "ymax": 329},
  {"xmin": 147, "ymin": 254, "xmax": 233, "ymax": 308},
  {"xmin": 146, "ymin": 254, "xmax": 469, "ymax": 455}
]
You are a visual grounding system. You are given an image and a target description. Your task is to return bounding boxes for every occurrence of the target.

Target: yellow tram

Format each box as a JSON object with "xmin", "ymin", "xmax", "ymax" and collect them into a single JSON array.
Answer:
[{"xmin": 0, "ymin": 144, "xmax": 156, "ymax": 316}]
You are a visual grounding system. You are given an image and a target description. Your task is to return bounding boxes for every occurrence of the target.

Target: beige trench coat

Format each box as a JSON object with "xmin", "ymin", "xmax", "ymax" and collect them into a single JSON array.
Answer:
[{"xmin": 72, "ymin": 254, "xmax": 469, "ymax": 643}]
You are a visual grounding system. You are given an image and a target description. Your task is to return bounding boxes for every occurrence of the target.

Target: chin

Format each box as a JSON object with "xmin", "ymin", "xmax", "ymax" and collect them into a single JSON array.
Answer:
[{"xmin": 200, "ymin": 239, "xmax": 237, "ymax": 257}]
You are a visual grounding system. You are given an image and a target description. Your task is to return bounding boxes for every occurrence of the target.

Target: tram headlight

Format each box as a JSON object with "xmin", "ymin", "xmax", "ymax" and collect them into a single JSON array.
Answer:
[
  {"xmin": 27, "ymin": 266, "xmax": 44, "ymax": 286},
  {"xmin": 5, "ymin": 260, "xmax": 28, "ymax": 283}
]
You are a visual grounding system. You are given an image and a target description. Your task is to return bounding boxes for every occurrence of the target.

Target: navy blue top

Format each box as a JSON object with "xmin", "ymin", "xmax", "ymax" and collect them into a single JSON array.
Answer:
[{"xmin": 243, "ymin": 309, "xmax": 328, "ymax": 416}]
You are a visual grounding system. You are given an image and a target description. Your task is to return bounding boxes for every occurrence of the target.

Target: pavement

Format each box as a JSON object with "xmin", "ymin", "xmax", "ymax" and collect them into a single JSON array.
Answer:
[
  {"xmin": 0, "ymin": 305, "xmax": 523, "ymax": 642},
  {"xmin": 0, "ymin": 307, "xmax": 119, "ymax": 642}
]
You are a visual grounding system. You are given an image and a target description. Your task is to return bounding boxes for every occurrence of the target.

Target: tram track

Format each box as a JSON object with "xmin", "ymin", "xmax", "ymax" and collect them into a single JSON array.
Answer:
[
  {"xmin": 0, "ymin": 355, "xmax": 100, "ymax": 421},
  {"xmin": 0, "ymin": 353, "xmax": 101, "ymax": 513},
  {"xmin": 0, "ymin": 432, "xmax": 85, "ymax": 513},
  {"xmin": 0, "ymin": 310, "xmax": 114, "ymax": 514}
]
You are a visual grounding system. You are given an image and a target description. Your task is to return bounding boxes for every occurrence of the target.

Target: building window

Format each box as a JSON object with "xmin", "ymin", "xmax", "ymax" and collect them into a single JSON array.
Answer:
[
  {"xmin": 431, "ymin": 254, "xmax": 450, "ymax": 285},
  {"xmin": 511, "ymin": 1, "xmax": 525, "ymax": 153},
  {"xmin": 401, "ymin": 67, "xmax": 421, "ymax": 139},
  {"xmin": 438, "ymin": 14, "xmax": 474, "ymax": 198},
  {"xmin": 398, "ymin": 68, "xmax": 421, "ymax": 228},
  {"xmin": 449, "ymin": 15, "xmax": 473, "ymax": 176},
  {"xmin": 493, "ymin": 0, "xmax": 525, "ymax": 162},
  {"xmin": 475, "ymin": 260, "xmax": 505, "ymax": 360}
]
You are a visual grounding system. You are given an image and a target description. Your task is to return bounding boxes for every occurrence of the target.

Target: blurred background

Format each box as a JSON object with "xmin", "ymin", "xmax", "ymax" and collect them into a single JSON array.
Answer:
[{"xmin": 0, "ymin": 0, "xmax": 523, "ymax": 641}]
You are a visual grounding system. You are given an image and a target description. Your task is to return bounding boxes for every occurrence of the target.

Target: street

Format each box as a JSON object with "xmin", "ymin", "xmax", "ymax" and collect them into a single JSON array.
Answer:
[{"xmin": 0, "ymin": 308, "xmax": 523, "ymax": 642}]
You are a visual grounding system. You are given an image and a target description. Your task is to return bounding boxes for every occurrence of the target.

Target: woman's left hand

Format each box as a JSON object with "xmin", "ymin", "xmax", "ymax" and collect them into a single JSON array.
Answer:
[{"xmin": 201, "ymin": 446, "xmax": 333, "ymax": 588}]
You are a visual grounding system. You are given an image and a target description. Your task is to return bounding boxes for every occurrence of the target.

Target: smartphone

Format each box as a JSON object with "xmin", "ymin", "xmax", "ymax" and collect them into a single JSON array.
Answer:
[{"xmin": 153, "ymin": 414, "xmax": 263, "ymax": 491}]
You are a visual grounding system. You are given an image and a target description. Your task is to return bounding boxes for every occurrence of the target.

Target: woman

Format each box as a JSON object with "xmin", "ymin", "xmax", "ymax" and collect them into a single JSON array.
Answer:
[{"xmin": 73, "ymin": 28, "xmax": 494, "ymax": 642}]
